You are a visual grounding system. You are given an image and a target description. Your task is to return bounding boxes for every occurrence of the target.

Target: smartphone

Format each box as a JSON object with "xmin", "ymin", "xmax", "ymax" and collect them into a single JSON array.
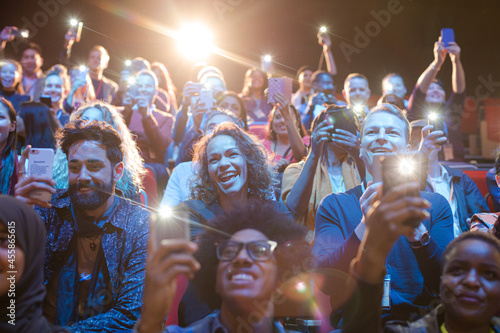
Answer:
[
  {"xmin": 154, "ymin": 207, "xmax": 191, "ymax": 246},
  {"xmin": 268, "ymin": 77, "xmax": 293, "ymax": 105},
  {"xmin": 199, "ymin": 88, "xmax": 214, "ymax": 109},
  {"xmin": 79, "ymin": 66, "xmax": 89, "ymax": 80},
  {"xmin": 261, "ymin": 55, "xmax": 272, "ymax": 72},
  {"xmin": 69, "ymin": 21, "xmax": 83, "ymax": 42},
  {"xmin": 441, "ymin": 28, "xmax": 455, "ymax": 47},
  {"xmin": 427, "ymin": 113, "xmax": 444, "ymax": 133},
  {"xmin": 381, "ymin": 152, "xmax": 428, "ymax": 198},
  {"xmin": 322, "ymin": 107, "xmax": 359, "ymax": 136},
  {"xmin": 27, "ymin": 148, "xmax": 54, "ymax": 203},
  {"xmin": 40, "ymin": 96, "xmax": 52, "ymax": 108},
  {"xmin": 11, "ymin": 29, "xmax": 29, "ymax": 39}
]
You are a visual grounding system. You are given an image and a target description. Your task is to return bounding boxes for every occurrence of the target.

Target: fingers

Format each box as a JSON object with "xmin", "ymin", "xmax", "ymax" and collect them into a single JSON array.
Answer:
[
  {"xmin": 17, "ymin": 145, "xmax": 30, "ymax": 176},
  {"xmin": 151, "ymin": 239, "xmax": 198, "ymax": 266}
]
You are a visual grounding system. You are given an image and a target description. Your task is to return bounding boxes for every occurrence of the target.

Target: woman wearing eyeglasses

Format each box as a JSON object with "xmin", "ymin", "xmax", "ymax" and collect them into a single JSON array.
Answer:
[{"xmin": 135, "ymin": 201, "xmax": 309, "ymax": 333}]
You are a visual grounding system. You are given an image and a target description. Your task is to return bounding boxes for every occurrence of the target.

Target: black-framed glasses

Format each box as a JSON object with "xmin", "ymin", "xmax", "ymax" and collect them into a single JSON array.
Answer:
[{"xmin": 215, "ymin": 240, "xmax": 277, "ymax": 261}]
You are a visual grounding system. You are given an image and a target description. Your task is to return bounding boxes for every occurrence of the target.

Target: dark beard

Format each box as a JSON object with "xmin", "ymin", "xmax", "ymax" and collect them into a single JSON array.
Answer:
[{"xmin": 68, "ymin": 180, "xmax": 114, "ymax": 211}]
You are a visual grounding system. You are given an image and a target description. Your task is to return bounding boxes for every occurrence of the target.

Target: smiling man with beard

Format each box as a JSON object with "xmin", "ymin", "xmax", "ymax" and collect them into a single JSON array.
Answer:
[
  {"xmin": 313, "ymin": 103, "xmax": 454, "ymax": 325},
  {"xmin": 14, "ymin": 120, "xmax": 151, "ymax": 332}
]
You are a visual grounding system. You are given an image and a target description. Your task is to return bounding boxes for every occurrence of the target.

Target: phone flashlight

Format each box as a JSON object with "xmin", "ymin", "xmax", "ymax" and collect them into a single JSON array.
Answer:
[
  {"xmin": 79, "ymin": 65, "xmax": 86, "ymax": 72},
  {"xmin": 20, "ymin": 30, "xmax": 29, "ymax": 38},
  {"xmin": 124, "ymin": 60, "xmax": 132, "ymax": 67},
  {"xmin": 159, "ymin": 205, "xmax": 172, "ymax": 218},
  {"xmin": 263, "ymin": 54, "xmax": 272, "ymax": 63},
  {"xmin": 319, "ymin": 26, "xmax": 327, "ymax": 34},
  {"xmin": 385, "ymin": 83, "xmax": 393, "ymax": 93},
  {"xmin": 127, "ymin": 77, "xmax": 136, "ymax": 86},
  {"xmin": 428, "ymin": 112, "xmax": 438, "ymax": 121},
  {"xmin": 70, "ymin": 18, "xmax": 79, "ymax": 27},
  {"xmin": 399, "ymin": 158, "xmax": 415, "ymax": 176},
  {"xmin": 353, "ymin": 104, "xmax": 365, "ymax": 114}
]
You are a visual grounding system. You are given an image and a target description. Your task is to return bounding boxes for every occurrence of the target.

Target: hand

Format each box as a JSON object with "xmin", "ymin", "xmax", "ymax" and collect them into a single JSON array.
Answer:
[
  {"xmin": 272, "ymin": 92, "xmax": 290, "ymax": 113},
  {"xmin": 418, "ymin": 125, "xmax": 447, "ymax": 157},
  {"xmin": 365, "ymin": 183, "xmax": 431, "ymax": 251},
  {"xmin": 183, "ymin": 81, "xmax": 201, "ymax": 100},
  {"xmin": 275, "ymin": 158, "xmax": 290, "ymax": 173},
  {"xmin": 331, "ymin": 129, "xmax": 360, "ymax": 155},
  {"xmin": 318, "ymin": 32, "xmax": 332, "ymax": 51},
  {"xmin": 360, "ymin": 181, "xmax": 382, "ymax": 219},
  {"xmin": 0, "ymin": 26, "xmax": 17, "ymax": 43},
  {"xmin": 433, "ymin": 39, "xmax": 447, "ymax": 68},
  {"xmin": 139, "ymin": 236, "xmax": 199, "ymax": 333},
  {"xmin": 447, "ymin": 41, "xmax": 461, "ymax": 62},
  {"xmin": 309, "ymin": 92, "xmax": 328, "ymax": 106},
  {"xmin": 192, "ymin": 100, "xmax": 213, "ymax": 131},
  {"xmin": 14, "ymin": 146, "xmax": 56, "ymax": 208},
  {"xmin": 63, "ymin": 29, "xmax": 76, "ymax": 49},
  {"xmin": 310, "ymin": 119, "xmax": 333, "ymax": 155}
]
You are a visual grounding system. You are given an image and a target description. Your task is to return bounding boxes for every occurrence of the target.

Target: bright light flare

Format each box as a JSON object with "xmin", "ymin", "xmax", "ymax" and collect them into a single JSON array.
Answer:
[
  {"xmin": 428, "ymin": 112, "xmax": 438, "ymax": 121},
  {"xmin": 319, "ymin": 26, "xmax": 327, "ymax": 33},
  {"xmin": 20, "ymin": 30, "xmax": 29, "ymax": 38},
  {"xmin": 124, "ymin": 60, "xmax": 132, "ymax": 67},
  {"xmin": 127, "ymin": 77, "xmax": 136, "ymax": 86},
  {"xmin": 353, "ymin": 104, "xmax": 365, "ymax": 114},
  {"xmin": 70, "ymin": 18, "xmax": 79, "ymax": 27},
  {"xmin": 79, "ymin": 65, "xmax": 86, "ymax": 72},
  {"xmin": 295, "ymin": 281, "xmax": 307, "ymax": 293},
  {"xmin": 263, "ymin": 54, "xmax": 272, "ymax": 63},
  {"xmin": 176, "ymin": 23, "xmax": 214, "ymax": 60},
  {"xmin": 159, "ymin": 205, "xmax": 172, "ymax": 218},
  {"xmin": 399, "ymin": 158, "xmax": 415, "ymax": 175}
]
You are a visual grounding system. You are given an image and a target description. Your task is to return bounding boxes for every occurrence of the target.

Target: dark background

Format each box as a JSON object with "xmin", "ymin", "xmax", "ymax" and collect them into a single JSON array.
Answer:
[{"xmin": 1, "ymin": 0, "xmax": 499, "ymax": 99}]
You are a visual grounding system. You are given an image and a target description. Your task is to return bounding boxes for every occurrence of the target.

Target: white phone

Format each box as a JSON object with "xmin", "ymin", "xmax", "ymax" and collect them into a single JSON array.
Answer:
[
  {"xmin": 27, "ymin": 148, "xmax": 54, "ymax": 203},
  {"xmin": 199, "ymin": 88, "xmax": 214, "ymax": 109}
]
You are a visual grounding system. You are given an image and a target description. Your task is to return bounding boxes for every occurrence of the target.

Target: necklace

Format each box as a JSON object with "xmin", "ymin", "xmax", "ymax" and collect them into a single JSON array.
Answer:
[{"xmin": 89, "ymin": 234, "xmax": 100, "ymax": 251}]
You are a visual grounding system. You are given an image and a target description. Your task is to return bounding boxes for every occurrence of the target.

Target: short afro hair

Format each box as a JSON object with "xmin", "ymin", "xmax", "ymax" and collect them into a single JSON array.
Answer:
[
  {"xmin": 192, "ymin": 200, "xmax": 310, "ymax": 309},
  {"xmin": 57, "ymin": 120, "xmax": 123, "ymax": 166},
  {"xmin": 441, "ymin": 231, "xmax": 500, "ymax": 273}
]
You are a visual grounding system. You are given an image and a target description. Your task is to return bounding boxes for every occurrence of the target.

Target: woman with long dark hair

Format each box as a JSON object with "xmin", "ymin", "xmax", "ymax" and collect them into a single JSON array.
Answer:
[
  {"xmin": 18, "ymin": 102, "xmax": 58, "ymax": 149},
  {"xmin": 239, "ymin": 68, "xmax": 272, "ymax": 123},
  {"xmin": 0, "ymin": 98, "xmax": 17, "ymax": 195}
]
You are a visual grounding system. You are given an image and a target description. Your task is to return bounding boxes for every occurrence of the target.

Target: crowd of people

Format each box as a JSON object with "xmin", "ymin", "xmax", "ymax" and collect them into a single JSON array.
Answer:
[{"xmin": 0, "ymin": 22, "xmax": 499, "ymax": 333}]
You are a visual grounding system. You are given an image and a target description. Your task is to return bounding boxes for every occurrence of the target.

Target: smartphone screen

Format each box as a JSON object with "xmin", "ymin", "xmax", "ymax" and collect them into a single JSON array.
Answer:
[
  {"xmin": 441, "ymin": 28, "xmax": 455, "ymax": 47},
  {"xmin": 27, "ymin": 148, "xmax": 54, "ymax": 202}
]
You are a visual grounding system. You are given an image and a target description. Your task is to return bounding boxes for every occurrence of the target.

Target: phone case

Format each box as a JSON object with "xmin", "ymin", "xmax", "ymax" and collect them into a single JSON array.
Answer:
[
  {"xmin": 268, "ymin": 77, "xmax": 293, "ymax": 104},
  {"xmin": 441, "ymin": 28, "xmax": 455, "ymax": 47},
  {"xmin": 199, "ymin": 88, "xmax": 214, "ymax": 109},
  {"xmin": 28, "ymin": 148, "xmax": 54, "ymax": 202}
]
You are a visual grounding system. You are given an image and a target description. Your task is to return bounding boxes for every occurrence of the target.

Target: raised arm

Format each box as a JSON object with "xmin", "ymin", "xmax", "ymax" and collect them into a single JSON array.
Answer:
[
  {"xmin": 274, "ymin": 93, "xmax": 307, "ymax": 161},
  {"xmin": 318, "ymin": 33, "xmax": 337, "ymax": 76},
  {"xmin": 415, "ymin": 39, "xmax": 447, "ymax": 94},
  {"xmin": 448, "ymin": 42, "xmax": 465, "ymax": 94}
]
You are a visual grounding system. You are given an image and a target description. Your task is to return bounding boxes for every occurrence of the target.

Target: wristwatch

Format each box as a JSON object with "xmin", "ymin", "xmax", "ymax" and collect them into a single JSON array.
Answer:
[{"xmin": 409, "ymin": 231, "xmax": 430, "ymax": 249}]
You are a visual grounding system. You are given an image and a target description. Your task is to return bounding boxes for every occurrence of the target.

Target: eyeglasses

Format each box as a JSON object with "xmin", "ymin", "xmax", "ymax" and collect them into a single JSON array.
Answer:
[{"xmin": 215, "ymin": 240, "xmax": 277, "ymax": 261}]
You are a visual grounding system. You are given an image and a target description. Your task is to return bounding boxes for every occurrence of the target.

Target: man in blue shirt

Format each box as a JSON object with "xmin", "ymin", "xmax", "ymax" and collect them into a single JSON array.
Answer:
[
  {"xmin": 15, "ymin": 121, "xmax": 150, "ymax": 332},
  {"xmin": 314, "ymin": 103, "xmax": 454, "ymax": 323}
]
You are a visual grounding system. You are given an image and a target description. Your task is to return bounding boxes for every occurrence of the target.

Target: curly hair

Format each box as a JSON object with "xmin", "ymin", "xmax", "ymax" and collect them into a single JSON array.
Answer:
[
  {"xmin": 53, "ymin": 102, "xmax": 146, "ymax": 198},
  {"xmin": 192, "ymin": 200, "xmax": 310, "ymax": 308},
  {"xmin": 57, "ymin": 120, "xmax": 123, "ymax": 166},
  {"xmin": 190, "ymin": 122, "xmax": 276, "ymax": 204}
]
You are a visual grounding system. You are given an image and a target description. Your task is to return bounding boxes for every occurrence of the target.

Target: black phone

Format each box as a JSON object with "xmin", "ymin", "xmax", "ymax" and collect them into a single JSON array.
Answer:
[
  {"xmin": 427, "ymin": 113, "xmax": 446, "ymax": 145},
  {"xmin": 381, "ymin": 152, "xmax": 428, "ymax": 226},
  {"xmin": 40, "ymin": 96, "xmax": 52, "ymax": 108},
  {"xmin": 11, "ymin": 29, "xmax": 29, "ymax": 38},
  {"xmin": 153, "ymin": 207, "xmax": 191, "ymax": 246},
  {"xmin": 323, "ymin": 107, "xmax": 359, "ymax": 136}
]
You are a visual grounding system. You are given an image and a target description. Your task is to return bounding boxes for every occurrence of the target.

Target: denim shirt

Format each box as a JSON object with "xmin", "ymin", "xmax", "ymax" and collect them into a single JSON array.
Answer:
[{"xmin": 35, "ymin": 189, "xmax": 151, "ymax": 332}]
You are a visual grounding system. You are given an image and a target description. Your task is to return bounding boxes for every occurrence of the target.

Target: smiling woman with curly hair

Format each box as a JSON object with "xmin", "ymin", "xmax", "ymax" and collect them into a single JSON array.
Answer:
[{"xmin": 175, "ymin": 122, "xmax": 292, "ymax": 242}]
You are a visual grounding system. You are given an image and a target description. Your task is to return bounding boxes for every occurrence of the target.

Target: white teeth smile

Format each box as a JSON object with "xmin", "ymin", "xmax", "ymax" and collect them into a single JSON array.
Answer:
[
  {"xmin": 219, "ymin": 171, "xmax": 237, "ymax": 183},
  {"xmin": 371, "ymin": 148, "xmax": 392, "ymax": 153},
  {"xmin": 232, "ymin": 273, "xmax": 253, "ymax": 281}
]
